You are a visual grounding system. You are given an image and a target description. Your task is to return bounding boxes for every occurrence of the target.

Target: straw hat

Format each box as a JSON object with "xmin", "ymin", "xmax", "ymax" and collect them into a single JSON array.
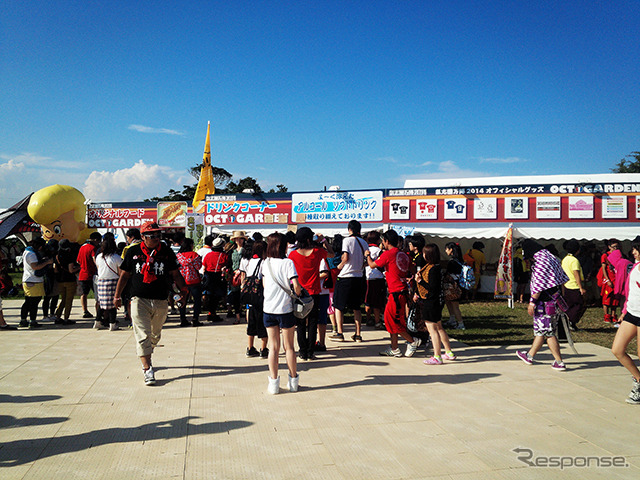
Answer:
[{"xmin": 230, "ymin": 230, "xmax": 248, "ymax": 240}]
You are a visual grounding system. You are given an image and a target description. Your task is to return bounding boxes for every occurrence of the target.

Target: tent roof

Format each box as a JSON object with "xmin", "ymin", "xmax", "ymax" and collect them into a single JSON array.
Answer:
[{"xmin": 403, "ymin": 173, "xmax": 640, "ymax": 189}]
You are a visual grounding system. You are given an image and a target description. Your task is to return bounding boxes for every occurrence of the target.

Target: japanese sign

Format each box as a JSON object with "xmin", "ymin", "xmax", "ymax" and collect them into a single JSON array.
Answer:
[
  {"xmin": 204, "ymin": 200, "xmax": 289, "ymax": 225},
  {"xmin": 87, "ymin": 204, "xmax": 156, "ymax": 228},
  {"xmin": 292, "ymin": 191, "xmax": 383, "ymax": 222}
]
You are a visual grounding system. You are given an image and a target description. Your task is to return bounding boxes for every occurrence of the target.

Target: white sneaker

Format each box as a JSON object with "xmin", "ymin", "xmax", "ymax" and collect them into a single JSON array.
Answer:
[
  {"xmin": 267, "ymin": 376, "xmax": 280, "ymax": 395},
  {"xmin": 93, "ymin": 321, "xmax": 106, "ymax": 330},
  {"xmin": 288, "ymin": 373, "xmax": 299, "ymax": 392},
  {"xmin": 144, "ymin": 367, "xmax": 156, "ymax": 386},
  {"xmin": 109, "ymin": 323, "xmax": 119, "ymax": 331},
  {"xmin": 405, "ymin": 338, "xmax": 422, "ymax": 357}
]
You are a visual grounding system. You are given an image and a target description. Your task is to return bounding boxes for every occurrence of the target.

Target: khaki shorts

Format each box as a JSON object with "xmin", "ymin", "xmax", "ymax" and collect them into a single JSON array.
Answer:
[{"xmin": 23, "ymin": 282, "xmax": 45, "ymax": 297}]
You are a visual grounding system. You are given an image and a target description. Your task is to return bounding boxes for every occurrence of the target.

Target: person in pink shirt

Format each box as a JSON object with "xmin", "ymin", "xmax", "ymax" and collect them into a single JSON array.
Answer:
[
  {"xmin": 289, "ymin": 227, "xmax": 328, "ymax": 360},
  {"xmin": 611, "ymin": 237, "xmax": 640, "ymax": 404}
]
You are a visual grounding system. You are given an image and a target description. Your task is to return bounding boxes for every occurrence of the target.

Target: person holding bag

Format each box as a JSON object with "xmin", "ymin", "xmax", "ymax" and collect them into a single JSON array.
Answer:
[
  {"xmin": 95, "ymin": 234, "xmax": 123, "ymax": 330},
  {"xmin": 262, "ymin": 233, "xmax": 303, "ymax": 394},
  {"xmin": 240, "ymin": 240, "xmax": 268, "ymax": 358},
  {"xmin": 289, "ymin": 227, "xmax": 328, "ymax": 360}
]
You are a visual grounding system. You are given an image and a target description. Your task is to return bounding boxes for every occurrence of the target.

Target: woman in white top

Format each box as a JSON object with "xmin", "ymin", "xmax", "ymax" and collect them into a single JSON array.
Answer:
[
  {"xmin": 20, "ymin": 237, "xmax": 53, "ymax": 328},
  {"xmin": 262, "ymin": 233, "xmax": 302, "ymax": 394},
  {"xmin": 612, "ymin": 237, "xmax": 640, "ymax": 404},
  {"xmin": 94, "ymin": 235, "xmax": 123, "ymax": 330}
]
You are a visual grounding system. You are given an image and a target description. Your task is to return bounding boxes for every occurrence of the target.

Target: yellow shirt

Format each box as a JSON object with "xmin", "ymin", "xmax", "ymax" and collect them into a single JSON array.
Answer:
[
  {"xmin": 468, "ymin": 249, "xmax": 485, "ymax": 276},
  {"xmin": 561, "ymin": 254, "xmax": 583, "ymax": 290}
]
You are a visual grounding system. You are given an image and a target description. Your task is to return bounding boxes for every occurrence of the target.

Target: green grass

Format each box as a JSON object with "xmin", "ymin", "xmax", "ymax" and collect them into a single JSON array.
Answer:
[{"xmin": 454, "ymin": 300, "xmax": 636, "ymax": 355}]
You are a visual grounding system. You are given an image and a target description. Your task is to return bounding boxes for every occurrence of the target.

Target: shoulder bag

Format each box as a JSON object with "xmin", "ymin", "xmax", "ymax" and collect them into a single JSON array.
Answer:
[{"xmin": 265, "ymin": 259, "xmax": 314, "ymax": 319}]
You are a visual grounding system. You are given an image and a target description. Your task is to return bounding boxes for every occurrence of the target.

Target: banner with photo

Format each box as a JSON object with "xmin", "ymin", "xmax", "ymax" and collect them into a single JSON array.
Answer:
[{"xmin": 494, "ymin": 226, "xmax": 513, "ymax": 300}]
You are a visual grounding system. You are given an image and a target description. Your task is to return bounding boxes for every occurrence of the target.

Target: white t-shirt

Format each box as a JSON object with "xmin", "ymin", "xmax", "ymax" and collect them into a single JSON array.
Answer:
[
  {"xmin": 626, "ymin": 264, "xmax": 640, "ymax": 317},
  {"xmin": 262, "ymin": 258, "xmax": 298, "ymax": 315},
  {"xmin": 338, "ymin": 236, "xmax": 369, "ymax": 278},
  {"xmin": 22, "ymin": 249, "xmax": 43, "ymax": 283},
  {"xmin": 319, "ymin": 258, "xmax": 331, "ymax": 295},
  {"xmin": 366, "ymin": 245, "xmax": 385, "ymax": 280},
  {"xmin": 241, "ymin": 257, "xmax": 263, "ymax": 279},
  {"xmin": 196, "ymin": 246, "xmax": 212, "ymax": 274},
  {"xmin": 95, "ymin": 253, "xmax": 123, "ymax": 280}
]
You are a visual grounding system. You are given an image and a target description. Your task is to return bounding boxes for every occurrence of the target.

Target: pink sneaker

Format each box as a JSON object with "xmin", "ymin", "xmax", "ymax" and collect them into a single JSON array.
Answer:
[
  {"xmin": 443, "ymin": 352, "xmax": 456, "ymax": 361},
  {"xmin": 424, "ymin": 356, "xmax": 443, "ymax": 365}
]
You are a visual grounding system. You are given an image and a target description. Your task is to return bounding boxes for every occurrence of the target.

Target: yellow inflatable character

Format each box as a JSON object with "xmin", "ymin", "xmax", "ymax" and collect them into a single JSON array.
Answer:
[{"xmin": 27, "ymin": 185, "xmax": 91, "ymax": 243}]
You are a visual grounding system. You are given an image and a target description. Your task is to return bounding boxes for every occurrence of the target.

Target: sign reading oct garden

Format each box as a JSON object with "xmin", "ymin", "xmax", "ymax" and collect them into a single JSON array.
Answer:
[{"xmin": 203, "ymin": 195, "xmax": 290, "ymax": 225}]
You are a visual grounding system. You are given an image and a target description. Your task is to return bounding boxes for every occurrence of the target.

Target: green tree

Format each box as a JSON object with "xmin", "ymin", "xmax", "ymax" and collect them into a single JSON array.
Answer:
[
  {"xmin": 611, "ymin": 152, "xmax": 640, "ymax": 173},
  {"xmin": 145, "ymin": 164, "xmax": 285, "ymax": 201}
]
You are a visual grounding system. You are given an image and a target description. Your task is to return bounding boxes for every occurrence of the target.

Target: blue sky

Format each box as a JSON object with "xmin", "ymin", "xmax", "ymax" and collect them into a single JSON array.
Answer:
[{"xmin": 1, "ymin": 1, "xmax": 639, "ymax": 208}]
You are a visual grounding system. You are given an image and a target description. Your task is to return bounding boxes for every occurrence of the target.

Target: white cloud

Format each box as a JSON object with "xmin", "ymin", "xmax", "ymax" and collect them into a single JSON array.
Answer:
[
  {"xmin": 83, "ymin": 160, "xmax": 189, "ymax": 202},
  {"xmin": 128, "ymin": 124, "xmax": 184, "ymax": 135},
  {"xmin": 398, "ymin": 160, "xmax": 492, "ymax": 184},
  {"xmin": 0, "ymin": 158, "xmax": 25, "ymax": 173},
  {"xmin": 479, "ymin": 156, "xmax": 528, "ymax": 164}
]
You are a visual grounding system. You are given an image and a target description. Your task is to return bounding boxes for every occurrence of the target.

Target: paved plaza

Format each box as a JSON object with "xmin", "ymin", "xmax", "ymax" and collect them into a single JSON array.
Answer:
[{"xmin": 1, "ymin": 298, "xmax": 639, "ymax": 479}]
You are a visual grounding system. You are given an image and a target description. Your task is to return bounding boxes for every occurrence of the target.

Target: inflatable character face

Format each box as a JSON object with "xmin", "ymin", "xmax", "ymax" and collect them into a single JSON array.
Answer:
[{"xmin": 27, "ymin": 185, "xmax": 87, "ymax": 243}]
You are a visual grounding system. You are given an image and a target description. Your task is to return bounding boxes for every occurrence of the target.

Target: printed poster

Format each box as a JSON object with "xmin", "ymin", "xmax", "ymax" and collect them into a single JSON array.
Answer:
[
  {"xmin": 601, "ymin": 196, "xmax": 627, "ymax": 219},
  {"xmin": 473, "ymin": 198, "xmax": 497, "ymax": 219},
  {"xmin": 157, "ymin": 201, "xmax": 187, "ymax": 227},
  {"xmin": 415, "ymin": 199, "xmax": 438, "ymax": 219},
  {"xmin": 568, "ymin": 196, "xmax": 594, "ymax": 219},
  {"xmin": 536, "ymin": 196, "xmax": 561, "ymax": 219},
  {"xmin": 388, "ymin": 199, "xmax": 410, "ymax": 220},
  {"xmin": 494, "ymin": 226, "xmax": 513, "ymax": 300},
  {"xmin": 504, "ymin": 197, "xmax": 529, "ymax": 219},
  {"xmin": 444, "ymin": 198, "xmax": 466, "ymax": 220}
]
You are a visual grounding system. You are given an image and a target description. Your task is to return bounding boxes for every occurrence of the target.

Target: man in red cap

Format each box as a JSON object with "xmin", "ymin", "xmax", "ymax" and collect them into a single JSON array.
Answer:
[{"xmin": 114, "ymin": 221, "xmax": 187, "ymax": 386}]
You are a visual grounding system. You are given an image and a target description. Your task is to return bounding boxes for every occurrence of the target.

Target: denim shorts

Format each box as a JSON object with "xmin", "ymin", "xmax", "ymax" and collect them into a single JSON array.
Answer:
[{"xmin": 263, "ymin": 312, "xmax": 296, "ymax": 329}]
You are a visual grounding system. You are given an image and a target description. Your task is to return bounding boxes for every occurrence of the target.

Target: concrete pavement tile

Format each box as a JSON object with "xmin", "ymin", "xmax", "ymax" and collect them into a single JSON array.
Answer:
[
  {"xmin": 539, "ymin": 408, "xmax": 640, "ymax": 456},
  {"xmin": 378, "ymin": 421, "xmax": 493, "ymax": 477},
  {"xmin": 315, "ymin": 424, "xmax": 417, "ymax": 479},
  {"xmin": 481, "ymin": 377, "xmax": 619, "ymax": 413}
]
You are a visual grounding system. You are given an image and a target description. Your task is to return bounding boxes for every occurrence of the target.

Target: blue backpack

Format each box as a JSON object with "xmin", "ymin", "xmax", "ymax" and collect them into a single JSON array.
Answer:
[{"xmin": 456, "ymin": 261, "xmax": 476, "ymax": 290}]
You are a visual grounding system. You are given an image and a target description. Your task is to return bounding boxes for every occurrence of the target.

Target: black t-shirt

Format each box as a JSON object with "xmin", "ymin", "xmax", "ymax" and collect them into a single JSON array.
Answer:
[
  {"xmin": 120, "ymin": 242, "xmax": 179, "ymax": 300},
  {"xmin": 56, "ymin": 243, "xmax": 80, "ymax": 282}
]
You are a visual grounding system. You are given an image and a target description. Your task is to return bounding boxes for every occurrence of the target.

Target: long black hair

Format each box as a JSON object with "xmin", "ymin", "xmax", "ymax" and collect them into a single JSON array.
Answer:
[{"xmin": 444, "ymin": 242, "xmax": 463, "ymax": 262}]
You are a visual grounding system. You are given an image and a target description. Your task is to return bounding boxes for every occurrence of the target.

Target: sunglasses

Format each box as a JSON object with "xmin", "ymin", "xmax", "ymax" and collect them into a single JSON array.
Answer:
[{"xmin": 144, "ymin": 233, "xmax": 161, "ymax": 239}]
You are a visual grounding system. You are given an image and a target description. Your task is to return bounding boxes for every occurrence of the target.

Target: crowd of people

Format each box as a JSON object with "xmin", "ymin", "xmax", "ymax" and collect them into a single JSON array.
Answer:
[{"xmin": 1, "ymin": 223, "xmax": 639, "ymax": 403}]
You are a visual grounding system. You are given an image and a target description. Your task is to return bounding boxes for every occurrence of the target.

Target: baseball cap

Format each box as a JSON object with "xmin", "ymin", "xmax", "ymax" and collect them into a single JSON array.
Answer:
[{"xmin": 141, "ymin": 221, "xmax": 162, "ymax": 235}]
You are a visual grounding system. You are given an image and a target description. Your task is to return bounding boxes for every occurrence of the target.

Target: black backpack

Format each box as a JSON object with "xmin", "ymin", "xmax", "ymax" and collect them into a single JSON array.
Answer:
[{"xmin": 241, "ymin": 259, "xmax": 264, "ymax": 306}]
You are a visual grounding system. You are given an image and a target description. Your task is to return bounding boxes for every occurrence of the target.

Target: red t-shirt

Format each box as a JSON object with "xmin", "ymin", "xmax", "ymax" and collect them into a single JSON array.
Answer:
[
  {"xmin": 77, "ymin": 242, "xmax": 97, "ymax": 281},
  {"xmin": 375, "ymin": 247, "xmax": 410, "ymax": 293},
  {"xmin": 203, "ymin": 251, "xmax": 228, "ymax": 272},
  {"xmin": 289, "ymin": 248, "xmax": 328, "ymax": 295}
]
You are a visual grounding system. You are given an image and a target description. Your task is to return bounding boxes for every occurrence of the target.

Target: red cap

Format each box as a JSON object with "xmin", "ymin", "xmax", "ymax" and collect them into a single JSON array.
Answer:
[{"xmin": 140, "ymin": 221, "xmax": 161, "ymax": 234}]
